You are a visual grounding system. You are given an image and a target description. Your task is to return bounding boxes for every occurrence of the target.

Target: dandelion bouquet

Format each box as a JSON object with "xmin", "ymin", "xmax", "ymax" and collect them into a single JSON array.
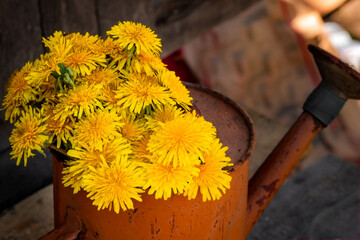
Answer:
[{"xmin": 2, "ymin": 21, "xmax": 232, "ymax": 213}]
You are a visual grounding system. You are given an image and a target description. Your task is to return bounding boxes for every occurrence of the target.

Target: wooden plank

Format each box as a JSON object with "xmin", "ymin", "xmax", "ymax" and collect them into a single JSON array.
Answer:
[
  {"xmin": 96, "ymin": 0, "xmax": 156, "ymax": 38},
  {"xmin": 0, "ymin": 0, "xmax": 53, "ymax": 214},
  {"xmin": 0, "ymin": 148, "xmax": 53, "ymax": 214},
  {"xmin": 248, "ymin": 155, "xmax": 360, "ymax": 239},
  {"xmin": 97, "ymin": 0, "xmax": 261, "ymax": 56},
  {"xmin": 0, "ymin": 185, "xmax": 54, "ymax": 240},
  {"xmin": 0, "ymin": 0, "xmax": 43, "ymax": 115},
  {"xmin": 39, "ymin": 0, "xmax": 99, "ymax": 37},
  {"xmin": 155, "ymin": 0, "xmax": 262, "ymax": 56}
]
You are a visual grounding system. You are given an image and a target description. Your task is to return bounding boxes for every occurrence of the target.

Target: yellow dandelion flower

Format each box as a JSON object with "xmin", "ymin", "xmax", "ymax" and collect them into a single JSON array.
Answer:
[
  {"xmin": 107, "ymin": 21, "xmax": 162, "ymax": 55},
  {"xmin": 62, "ymin": 164, "xmax": 83, "ymax": 194},
  {"xmin": 147, "ymin": 112, "xmax": 217, "ymax": 167},
  {"xmin": 143, "ymin": 162, "xmax": 199, "ymax": 200},
  {"xmin": 185, "ymin": 140, "xmax": 232, "ymax": 201},
  {"xmin": 131, "ymin": 51, "xmax": 166, "ymax": 76},
  {"xmin": 66, "ymin": 32, "xmax": 101, "ymax": 50},
  {"xmin": 9, "ymin": 108, "xmax": 49, "ymax": 166},
  {"xmin": 119, "ymin": 112, "xmax": 147, "ymax": 142},
  {"xmin": 72, "ymin": 108, "xmax": 123, "ymax": 150},
  {"xmin": 46, "ymin": 114, "xmax": 74, "ymax": 148},
  {"xmin": 62, "ymin": 137, "xmax": 132, "ymax": 193},
  {"xmin": 82, "ymin": 155, "xmax": 145, "ymax": 213},
  {"xmin": 64, "ymin": 48, "xmax": 107, "ymax": 77},
  {"xmin": 158, "ymin": 70, "xmax": 193, "ymax": 110},
  {"xmin": 53, "ymin": 83, "xmax": 103, "ymax": 122},
  {"xmin": 108, "ymin": 51, "xmax": 128, "ymax": 72},
  {"xmin": 3, "ymin": 62, "xmax": 37, "ymax": 123},
  {"xmin": 99, "ymin": 86, "xmax": 123, "ymax": 113},
  {"xmin": 2, "ymin": 22, "xmax": 236, "ymax": 210},
  {"xmin": 81, "ymin": 67, "xmax": 119, "ymax": 86},
  {"xmin": 132, "ymin": 134, "xmax": 151, "ymax": 163},
  {"xmin": 44, "ymin": 32, "xmax": 74, "ymax": 62},
  {"xmin": 68, "ymin": 138, "xmax": 132, "ymax": 163},
  {"xmin": 145, "ymin": 105, "xmax": 184, "ymax": 130},
  {"xmin": 43, "ymin": 31, "xmax": 64, "ymax": 49},
  {"xmin": 37, "ymin": 75, "xmax": 56, "ymax": 101},
  {"xmin": 25, "ymin": 53, "xmax": 58, "ymax": 87},
  {"xmin": 90, "ymin": 37, "xmax": 123, "ymax": 56},
  {"xmin": 115, "ymin": 73, "xmax": 175, "ymax": 114}
]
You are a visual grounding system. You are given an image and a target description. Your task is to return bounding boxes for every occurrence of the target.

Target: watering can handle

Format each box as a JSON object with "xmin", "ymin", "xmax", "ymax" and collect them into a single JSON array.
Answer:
[{"xmin": 38, "ymin": 208, "xmax": 82, "ymax": 240}]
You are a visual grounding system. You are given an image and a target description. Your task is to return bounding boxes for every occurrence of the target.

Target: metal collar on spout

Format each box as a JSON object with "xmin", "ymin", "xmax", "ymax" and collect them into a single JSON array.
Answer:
[{"xmin": 303, "ymin": 81, "xmax": 346, "ymax": 126}]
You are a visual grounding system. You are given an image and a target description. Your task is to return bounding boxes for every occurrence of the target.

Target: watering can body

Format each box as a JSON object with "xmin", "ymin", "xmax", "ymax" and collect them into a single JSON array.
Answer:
[
  {"xmin": 50, "ymin": 84, "xmax": 255, "ymax": 240},
  {"xmin": 52, "ymin": 158, "xmax": 250, "ymax": 239}
]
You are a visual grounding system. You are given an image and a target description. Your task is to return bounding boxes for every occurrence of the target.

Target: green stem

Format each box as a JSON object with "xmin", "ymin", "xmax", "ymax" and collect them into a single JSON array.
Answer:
[
  {"xmin": 48, "ymin": 144, "xmax": 68, "ymax": 156},
  {"xmin": 125, "ymin": 45, "xmax": 136, "ymax": 72}
]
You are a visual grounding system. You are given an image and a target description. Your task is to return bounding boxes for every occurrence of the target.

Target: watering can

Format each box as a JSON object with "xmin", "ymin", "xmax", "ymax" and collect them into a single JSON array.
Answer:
[{"xmin": 39, "ymin": 45, "xmax": 360, "ymax": 240}]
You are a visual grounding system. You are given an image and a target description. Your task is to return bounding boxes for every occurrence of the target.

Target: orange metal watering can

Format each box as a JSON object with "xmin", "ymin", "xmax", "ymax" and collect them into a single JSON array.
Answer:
[{"xmin": 39, "ymin": 45, "xmax": 360, "ymax": 240}]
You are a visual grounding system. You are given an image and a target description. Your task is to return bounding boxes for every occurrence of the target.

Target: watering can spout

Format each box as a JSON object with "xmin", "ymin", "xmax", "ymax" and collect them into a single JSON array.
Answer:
[{"xmin": 245, "ymin": 44, "xmax": 360, "ymax": 236}]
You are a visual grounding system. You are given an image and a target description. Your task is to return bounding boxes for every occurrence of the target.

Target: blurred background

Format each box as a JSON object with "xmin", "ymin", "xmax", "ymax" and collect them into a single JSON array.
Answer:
[{"xmin": 0, "ymin": 0, "xmax": 359, "ymax": 239}]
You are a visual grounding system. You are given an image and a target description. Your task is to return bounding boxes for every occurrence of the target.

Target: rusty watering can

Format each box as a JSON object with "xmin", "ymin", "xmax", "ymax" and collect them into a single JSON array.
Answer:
[{"xmin": 39, "ymin": 45, "xmax": 360, "ymax": 240}]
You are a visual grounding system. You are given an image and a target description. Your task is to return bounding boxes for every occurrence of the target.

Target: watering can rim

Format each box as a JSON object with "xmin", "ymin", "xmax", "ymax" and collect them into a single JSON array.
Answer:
[{"xmin": 184, "ymin": 82, "xmax": 256, "ymax": 169}]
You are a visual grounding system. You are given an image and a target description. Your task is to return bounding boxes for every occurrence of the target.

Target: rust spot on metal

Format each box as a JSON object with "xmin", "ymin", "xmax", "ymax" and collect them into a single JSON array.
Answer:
[
  {"xmin": 262, "ymin": 179, "xmax": 279, "ymax": 194},
  {"xmin": 191, "ymin": 104, "xmax": 202, "ymax": 116},
  {"xmin": 254, "ymin": 179, "xmax": 280, "ymax": 207},
  {"xmin": 255, "ymin": 196, "xmax": 267, "ymax": 206},
  {"xmin": 170, "ymin": 212, "xmax": 175, "ymax": 236},
  {"xmin": 151, "ymin": 224, "xmax": 154, "ymax": 234},
  {"xmin": 248, "ymin": 203, "xmax": 252, "ymax": 214},
  {"xmin": 127, "ymin": 208, "xmax": 138, "ymax": 223},
  {"xmin": 311, "ymin": 116, "xmax": 323, "ymax": 132},
  {"xmin": 213, "ymin": 219, "xmax": 218, "ymax": 229}
]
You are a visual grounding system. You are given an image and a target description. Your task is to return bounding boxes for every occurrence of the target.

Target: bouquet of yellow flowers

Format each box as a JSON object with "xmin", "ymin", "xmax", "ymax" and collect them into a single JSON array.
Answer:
[{"xmin": 2, "ymin": 21, "xmax": 232, "ymax": 213}]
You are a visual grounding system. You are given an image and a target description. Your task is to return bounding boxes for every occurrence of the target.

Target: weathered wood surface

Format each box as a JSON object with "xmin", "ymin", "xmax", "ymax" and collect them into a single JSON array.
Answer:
[
  {"xmin": 248, "ymin": 155, "xmax": 360, "ymax": 240},
  {"xmin": 0, "ymin": 185, "xmax": 54, "ymax": 240},
  {"xmin": 0, "ymin": 0, "xmax": 43, "ymax": 117},
  {"xmin": 0, "ymin": 0, "xmax": 54, "ymax": 214},
  {"xmin": 39, "ymin": 0, "xmax": 99, "ymax": 37}
]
